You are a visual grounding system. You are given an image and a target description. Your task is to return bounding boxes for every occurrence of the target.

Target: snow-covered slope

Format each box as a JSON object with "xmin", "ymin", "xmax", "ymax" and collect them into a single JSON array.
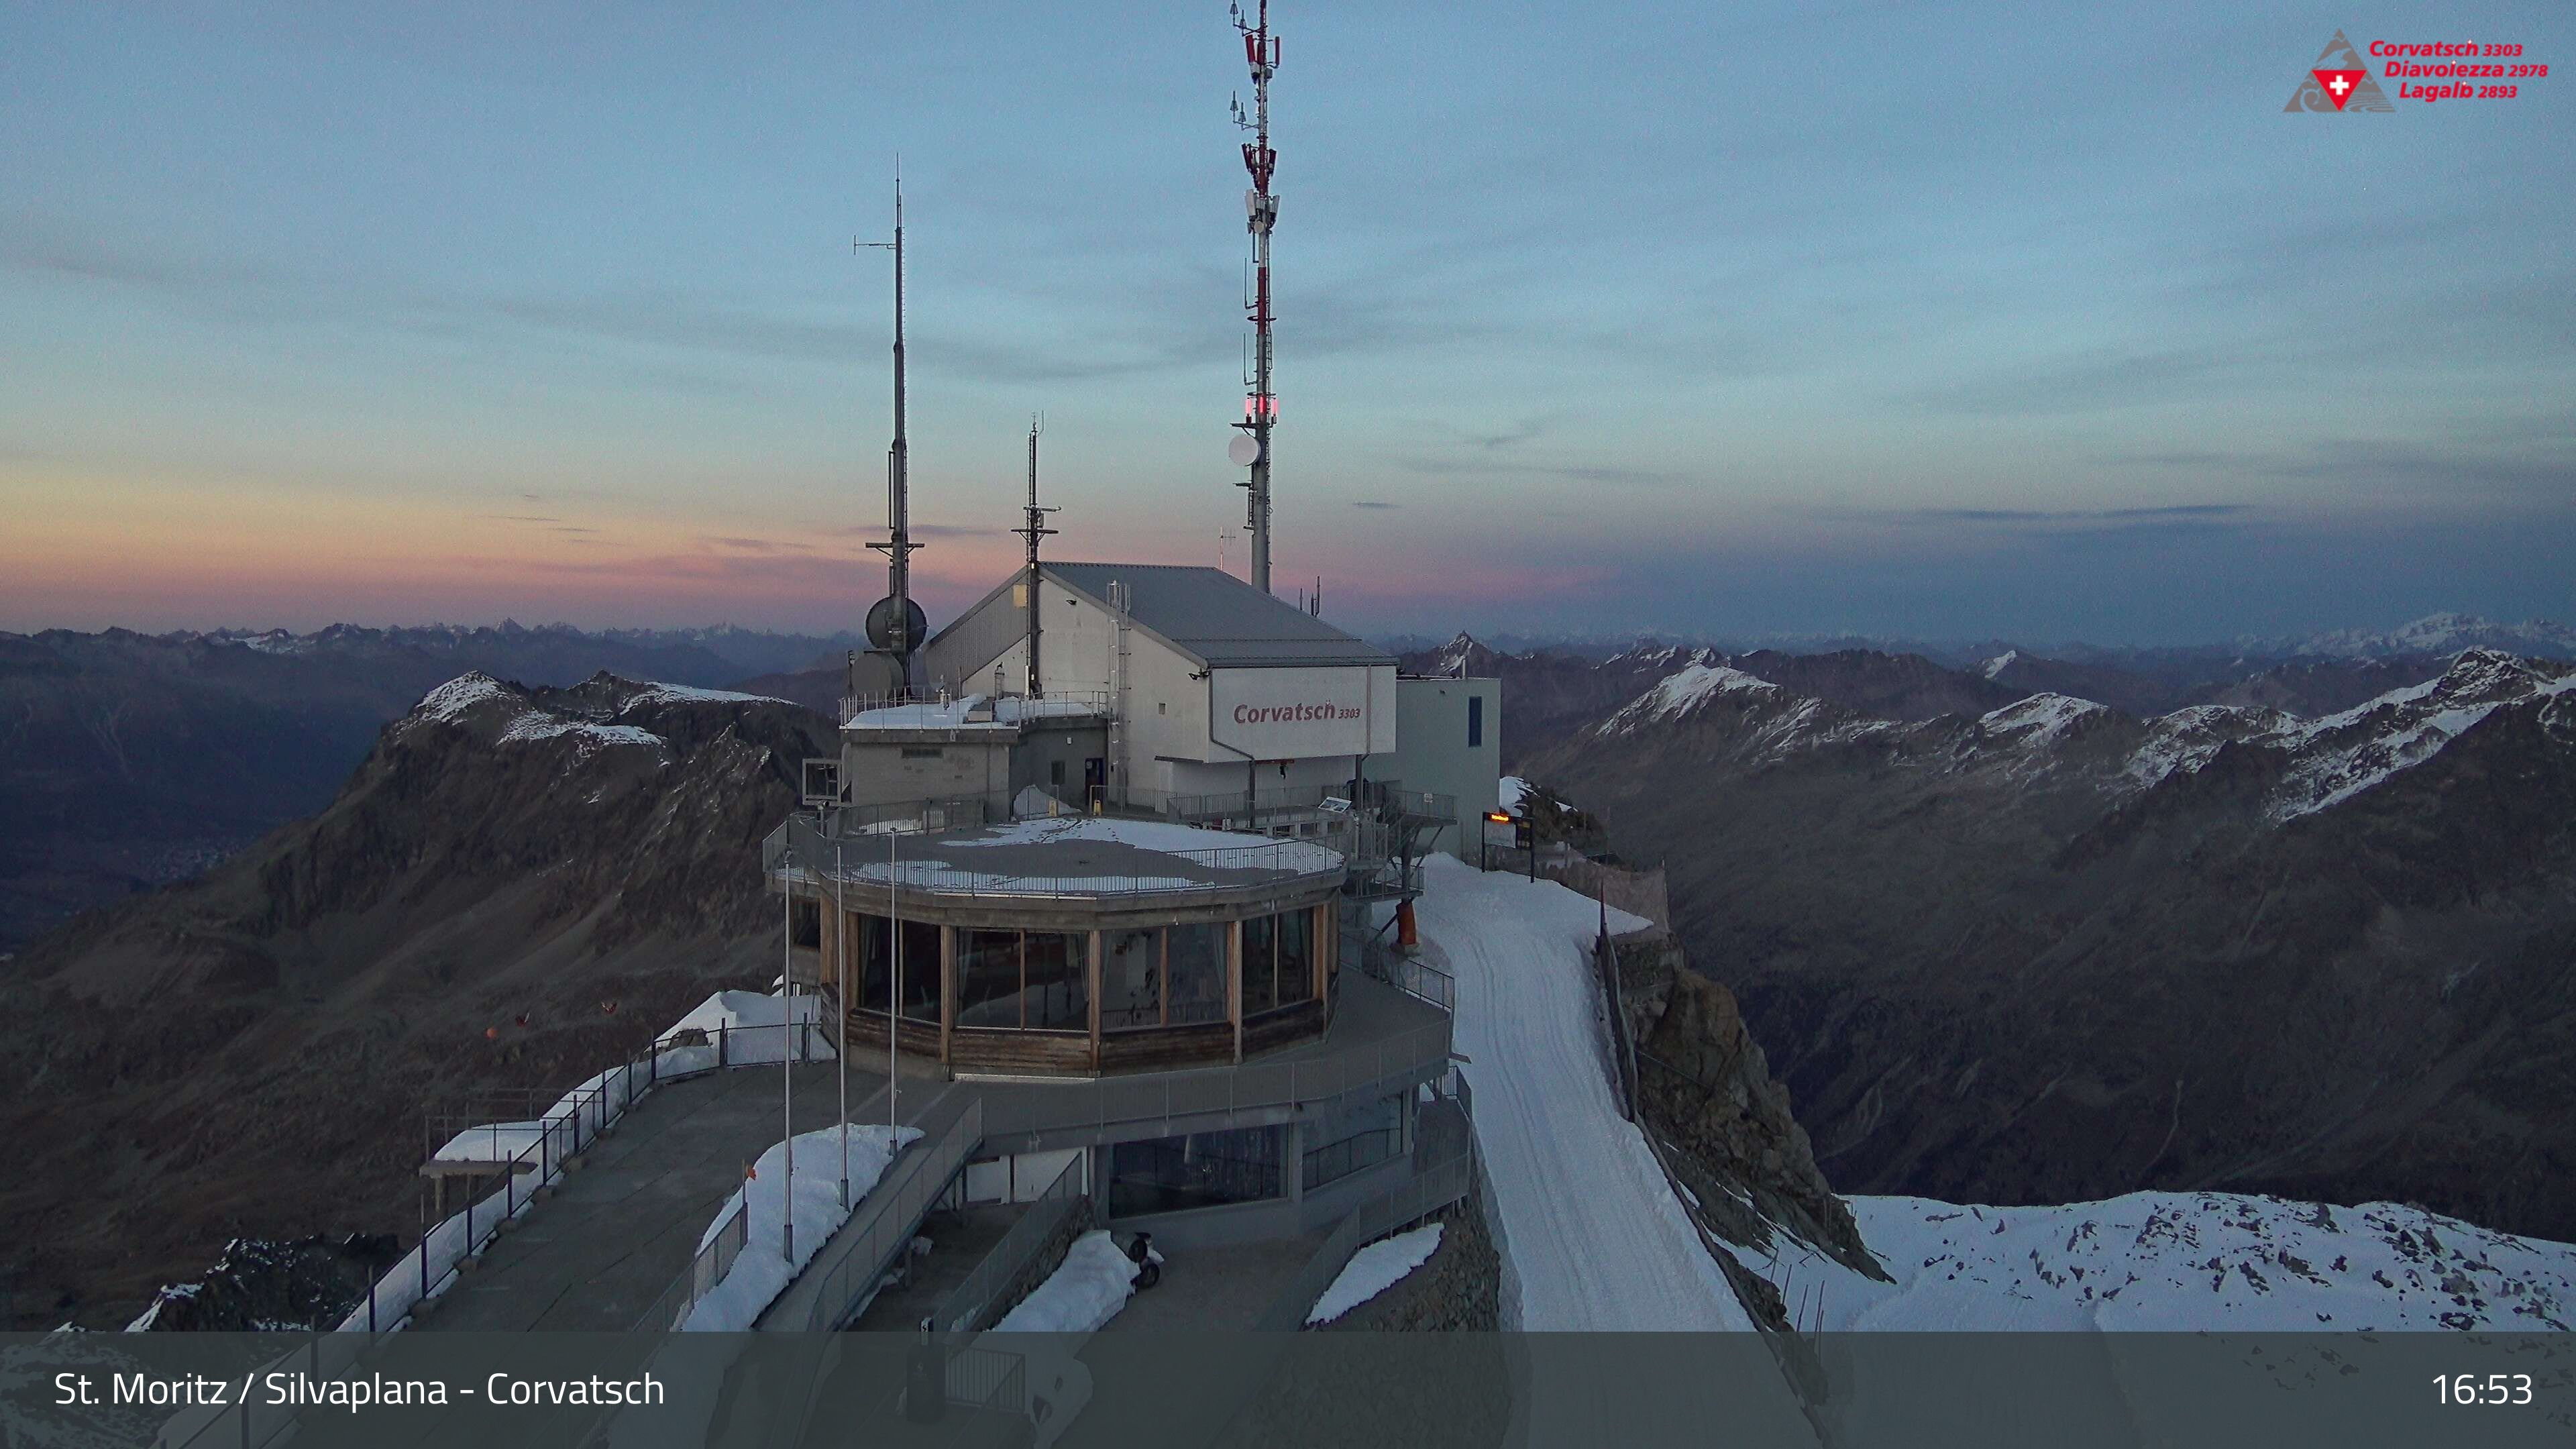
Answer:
[
  {"xmin": 1738, "ymin": 1191, "xmax": 2576, "ymax": 1332},
  {"xmin": 1413, "ymin": 855, "xmax": 1748, "ymax": 1330}
]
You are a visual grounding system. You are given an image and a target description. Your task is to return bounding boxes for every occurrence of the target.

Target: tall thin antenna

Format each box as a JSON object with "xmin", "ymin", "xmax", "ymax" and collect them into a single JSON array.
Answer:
[
  {"xmin": 1012, "ymin": 413, "xmax": 1059, "ymax": 698},
  {"xmin": 858, "ymin": 175, "xmax": 923, "ymax": 695},
  {"xmin": 1229, "ymin": 1, "xmax": 1281, "ymax": 594}
]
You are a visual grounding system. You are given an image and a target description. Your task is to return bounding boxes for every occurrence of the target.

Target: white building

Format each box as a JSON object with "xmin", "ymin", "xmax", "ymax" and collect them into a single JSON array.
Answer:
[{"xmin": 920, "ymin": 561, "xmax": 1397, "ymax": 810}]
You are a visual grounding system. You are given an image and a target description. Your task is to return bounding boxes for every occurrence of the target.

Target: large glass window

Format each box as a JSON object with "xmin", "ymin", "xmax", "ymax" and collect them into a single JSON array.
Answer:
[
  {"xmin": 1109, "ymin": 1126, "xmax": 1284, "ymax": 1216},
  {"xmin": 1240, "ymin": 908, "xmax": 1317, "ymax": 1015},
  {"xmin": 1024, "ymin": 932, "xmax": 1088, "ymax": 1030},
  {"xmin": 852, "ymin": 915, "xmax": 943, "ymax": 1022},
  {"xmin": 1242, "ymin": 915, "xmax": 1278, "ymax": 1016},
  {"xmin": 955, "ymin": 930, "xmax": 1089, "ymax": 1030},
  {"xmin": 1166, "ymin": 923, "xmax": 1226, "ymax": 1025},
  {"xmin": 899, "ymin": 920, "xmax": 942, "ymax": 1021},
  {"xmin": 1277, "ymin": 907, "xmax": 1315, "ymax": 1006},
  {"xmin": 1302, "ymin": 1093, "xmax": 1404, "ymax": 1191},
  {"xmin": 1102, "ymin": 928, "xmax": 1160, "ymax": 1030},
  {"xmin": 957, "ymin": 930, "xmax": 1023, "ymax": 1029}
]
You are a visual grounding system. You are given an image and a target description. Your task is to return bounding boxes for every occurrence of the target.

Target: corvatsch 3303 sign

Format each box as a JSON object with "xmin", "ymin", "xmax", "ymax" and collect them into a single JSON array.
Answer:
[{"xmin": 1208, "ymin": 665, "xmax": 1391, "ymax": 760}]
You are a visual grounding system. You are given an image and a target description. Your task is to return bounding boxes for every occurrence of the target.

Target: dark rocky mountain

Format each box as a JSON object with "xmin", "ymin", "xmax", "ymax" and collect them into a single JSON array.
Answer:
[
  {"xmin": 728, "ymin": 664, "xmax": 848, "ymax": 718},
  {"xmin": 1399, "ymin": 635, "xmax": 1733, "ymax": 768},
  {"xmin": 1526, "ymin": 649, "xmax": 2576, "ymax": 1244},
  {"xmin": 2179, "ymin": 654, "xmax": 2450, "ymax": 718},
  {"xmin": 0, "ymin": 623, "xmax": 847, "ymax": 949},
  {"xmin": 0, "ymin": 673, "xmax": 828, "ymax": 1328}
]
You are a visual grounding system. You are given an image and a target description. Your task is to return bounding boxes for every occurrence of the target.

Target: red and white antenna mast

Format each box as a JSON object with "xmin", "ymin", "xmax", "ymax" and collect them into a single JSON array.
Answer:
[{"xmin": 1228, "ymin": 1, "xmax": 1281, "ymax": 594}]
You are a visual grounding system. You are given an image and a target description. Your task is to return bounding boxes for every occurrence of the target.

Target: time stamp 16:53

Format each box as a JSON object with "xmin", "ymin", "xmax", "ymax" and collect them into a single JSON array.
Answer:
[{"xmin": 2435, "ymin": 1373, "xmax": 2536, "ymax": 1407}]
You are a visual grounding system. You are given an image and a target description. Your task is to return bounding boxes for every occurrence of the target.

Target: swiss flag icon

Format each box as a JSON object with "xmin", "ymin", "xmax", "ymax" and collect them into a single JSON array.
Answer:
[{"xmin": 2312, "ymin": 68, "xmax": 2367, "ymax": 109}]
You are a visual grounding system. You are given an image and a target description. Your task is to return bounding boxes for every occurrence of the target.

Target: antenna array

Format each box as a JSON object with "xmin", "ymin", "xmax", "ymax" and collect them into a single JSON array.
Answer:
[{"xmin": 1228, "ymin": 1, "xmax": 1281, "ymax": 594}]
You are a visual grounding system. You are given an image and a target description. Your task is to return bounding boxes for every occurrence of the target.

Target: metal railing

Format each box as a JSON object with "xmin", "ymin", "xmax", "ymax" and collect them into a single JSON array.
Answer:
[
  {"xmin": 770, "ymin": 813, "xmax": 1349, "ymax": 902},
  {"xmin": 928, "ymin": 1153, "xmax": 1091, "ymax": 1333},
  {"xmin": 788, "ymin": 1091, "xmax": 985, "ymax": 1331},
  {"xmin": 977, "ymin": 1017, "xmax": 1453, "ymax": 1142},
  {"xmin": 839, "ymin": 688, "xmax": 1114, "ymax": 724},
  {"xmin": 1352, "ymin": 932, "xmax": 1455, "ymax": 1013},
  {"xmin": 161, "ymin": 1013, "xmax": 827, "ymax": 1449},
  {"xmin": 1301, "ymin": 1126, "xmax": 1405, "ymax": 1192},
  {"xmin": 1255, "ymin": 1089, "xmax": 1479, "ymax": 1330},
  {"xmin": 631, "ymin": 1196, "xmax": 751, "ymax": 1332}
]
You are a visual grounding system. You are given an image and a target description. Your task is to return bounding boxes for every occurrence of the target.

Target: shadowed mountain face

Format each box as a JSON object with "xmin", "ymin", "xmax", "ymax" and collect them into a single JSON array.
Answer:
[
  {"xmin": 0, "ymin": 674, "xmax": 830, "ymax": 1328},
  {"xmin": 1526, "ymin": 649, "xmax": 2576, "ymax": 1242},
  {"xmin": 0, "ymin": 624, "xmax": 851, "ymax": 949}
]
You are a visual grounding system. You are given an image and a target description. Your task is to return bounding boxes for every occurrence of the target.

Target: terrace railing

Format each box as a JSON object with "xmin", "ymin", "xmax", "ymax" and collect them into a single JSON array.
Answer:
[
  {"xmin": 784, "ymin": 1091, "xmax": 985, "ymax": 1332},
  {"xmin": 1254, "ymin": 1081, "xmax": 1479, "ymax": 1331},
  {"xmin": 927, "ymin": 1152, "xmax": 1092, "ymax": 1334},
  {"xmin": 977, "ymin": 1016, "xmax": 1452, "ymax": 1143}
]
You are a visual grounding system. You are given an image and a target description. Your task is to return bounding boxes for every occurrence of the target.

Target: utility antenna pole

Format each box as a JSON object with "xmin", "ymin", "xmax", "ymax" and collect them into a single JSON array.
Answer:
[
  {"xmin": 859, "ymin": 176, "xmax": 924, "ymax": 696},
  {"xmin": 1012, "ymin": 414, "xmax": 1058, "ymax": 698},
  {"xmin": 1228, "ymin": 1, "xmax": 1281, "ymax": 594}
]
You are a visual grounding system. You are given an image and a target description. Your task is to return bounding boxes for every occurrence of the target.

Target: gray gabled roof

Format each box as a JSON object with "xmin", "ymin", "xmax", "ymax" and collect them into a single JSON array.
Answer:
[{"xmin": 1045, "ymin": 562, "xmax": 1391, "ymax": 669}]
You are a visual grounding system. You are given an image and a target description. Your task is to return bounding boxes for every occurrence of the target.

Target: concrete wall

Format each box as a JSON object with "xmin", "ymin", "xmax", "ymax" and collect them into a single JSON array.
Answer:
[
  {"xmin": 840, "ymin": 733, "xmax": 1016, "ymax": 809},
  {"xmin": 1369, "ymin": 676, "xmax": 1503, "ymax": 860}
]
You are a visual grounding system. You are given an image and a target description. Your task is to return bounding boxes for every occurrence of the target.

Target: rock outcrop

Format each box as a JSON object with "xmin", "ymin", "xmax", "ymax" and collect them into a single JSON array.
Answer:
[{"xmin": 0, "ymin": 673, "xmax": 834, "ymax": 1328}]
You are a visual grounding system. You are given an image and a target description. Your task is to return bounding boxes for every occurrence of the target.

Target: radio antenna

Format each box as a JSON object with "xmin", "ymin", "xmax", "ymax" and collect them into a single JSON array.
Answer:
[
  {"xmin": 858, "ymin": 174, "xmax": 923, "ymax": 695},
  {"xmin": 1228, "ymin": 1, "xmax": 1281, "ymax": 594},
  {"xmin": 1012, "ymin": 414, "xmax": 1059, "ymax": 698}
]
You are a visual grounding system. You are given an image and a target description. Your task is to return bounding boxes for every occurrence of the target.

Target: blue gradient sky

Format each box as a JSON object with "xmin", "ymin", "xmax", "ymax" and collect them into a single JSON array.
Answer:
[{"xmin": 3, "ymin": 3, "xmax": 2570, "ymax": 643}]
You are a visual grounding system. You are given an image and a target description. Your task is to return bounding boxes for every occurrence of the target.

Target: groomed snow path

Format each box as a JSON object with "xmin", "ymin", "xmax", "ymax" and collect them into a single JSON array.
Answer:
[{"xmin": 1415, "ymin": 854, "xmax": 1755, "ymax": 1332}]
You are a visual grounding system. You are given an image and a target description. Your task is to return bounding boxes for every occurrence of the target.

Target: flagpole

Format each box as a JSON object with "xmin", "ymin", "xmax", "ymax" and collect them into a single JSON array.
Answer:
[
  {"xmin": 781, "ymin": 849, "xmax": 795, "ymax": 1264},
  {"xmin": 889, "ymin": 826, "xmax": 900, "ymax": 1134},
  {"xmin": 837, "ymin": 839, "xmax": 849, "ymax": 1210}
]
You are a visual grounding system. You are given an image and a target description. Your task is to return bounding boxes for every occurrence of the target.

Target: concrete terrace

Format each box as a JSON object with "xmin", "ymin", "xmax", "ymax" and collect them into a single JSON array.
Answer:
[
  {"xmin": 415, "ymin": 1062, "xmax": 890, "ymax": 1332},
  {"xmin": 412, "ymin": 971, "xmax": 1450, "ymax": 1334}
]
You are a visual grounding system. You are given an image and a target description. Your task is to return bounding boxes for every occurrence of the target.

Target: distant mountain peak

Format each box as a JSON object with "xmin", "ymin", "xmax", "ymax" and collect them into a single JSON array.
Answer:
[{"xmin": 2294, "ymin": 612, "xmax": 2576, "ymax": 661}]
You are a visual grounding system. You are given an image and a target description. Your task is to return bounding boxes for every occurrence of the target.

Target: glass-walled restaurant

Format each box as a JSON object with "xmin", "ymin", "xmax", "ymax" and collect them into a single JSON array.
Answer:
[{"xmin": 811, "ymin": 887, "xmax": 1342, "ymax": 1075}]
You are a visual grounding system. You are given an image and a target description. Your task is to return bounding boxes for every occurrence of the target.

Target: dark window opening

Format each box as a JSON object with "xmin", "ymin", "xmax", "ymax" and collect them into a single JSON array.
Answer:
[
  {"xmin": 1467, "ymin": 695, "xmax": 1484, "ymax": 749},
  {"xmin": 855, "ymin": 914, "xmax": 943, "ymax": 1022},
  {"xmin": 1110, "ymin": 1126, "xmax": 1284, "ymax": 1216},
  {"xmin": 955, "ymin": 929, "xmax": 1089, "ymax": 1030},
  {"xmin": 901, "ymin": 746, "xmax": 944, "ymax": 759}
]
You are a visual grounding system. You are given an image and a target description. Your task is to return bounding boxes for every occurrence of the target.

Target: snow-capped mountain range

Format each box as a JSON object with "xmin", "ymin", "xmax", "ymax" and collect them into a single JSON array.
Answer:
[{"xmin": 1597, "ymin": 648, "xmax": 2576, "ymax": 826}]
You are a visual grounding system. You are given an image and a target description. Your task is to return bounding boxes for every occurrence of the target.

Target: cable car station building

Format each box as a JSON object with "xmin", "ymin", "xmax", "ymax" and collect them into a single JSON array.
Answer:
[{"xmin": 765, "ymin": 561, "xmax": 1485, "ymax": 1254}]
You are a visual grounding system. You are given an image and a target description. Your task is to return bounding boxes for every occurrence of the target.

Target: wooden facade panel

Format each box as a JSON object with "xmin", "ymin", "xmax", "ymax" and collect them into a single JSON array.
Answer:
[
  {"xmin": 847, "ymin": 1009, "xmax": 943, "ymax": 1061},
  {"xmin": 950, "ymin": 1029, "xmax": 1093, "ymax": 1074},
  {"xmin": 1244, "ymin": 998, "xmax": 1327, "ymax": 1056},
  {"xmin": 1097, "ymin": 1021, "xmax": 1236, "ymax": 1072}
]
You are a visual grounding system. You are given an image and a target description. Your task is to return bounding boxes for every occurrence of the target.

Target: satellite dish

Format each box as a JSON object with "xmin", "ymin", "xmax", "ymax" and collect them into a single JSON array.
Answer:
[
  {"xmin": 1228, "ymin": 433, "xmax": 1260, "ymax": 466},
  {"xmin": 865, "ymin": 595, "xmax": 929, "ymax": 652}
]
